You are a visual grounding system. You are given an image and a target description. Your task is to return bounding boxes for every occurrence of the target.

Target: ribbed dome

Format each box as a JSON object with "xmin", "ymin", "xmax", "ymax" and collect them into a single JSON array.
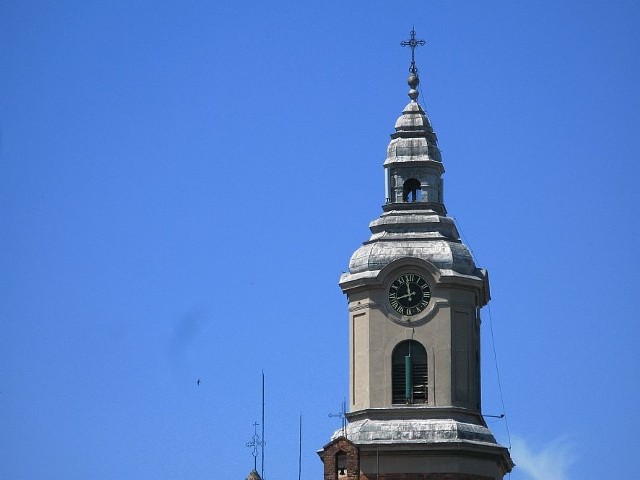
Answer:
[
  {"xmin": 385, "ymin": 101, "xmax": 442, "ymax": 165},
  {"xmin": 348, "ymin": 237, "xmax": 475, "ymax": 276},
  {"xmin": 394, "ymin": 101, "xmax": 434, "ymax": 133},
  {"xmin": 346, "ymin": 208, "xmax": 477, "ymax": 277}
]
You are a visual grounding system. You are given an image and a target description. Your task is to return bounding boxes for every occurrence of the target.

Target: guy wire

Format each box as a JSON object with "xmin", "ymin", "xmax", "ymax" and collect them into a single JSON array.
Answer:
[{"xmin": 454, "ymin": 217, "xmax": 512, "ymax": 450}]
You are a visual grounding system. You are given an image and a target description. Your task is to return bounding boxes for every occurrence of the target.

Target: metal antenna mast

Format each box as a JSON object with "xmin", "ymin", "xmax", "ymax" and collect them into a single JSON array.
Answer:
[
  {"xmin": 298, "ymin": 414, "xmax": 302, "ymax": 480},
  {"xmin": 261, "ymin": 371, "xmax": 265, "ymax": 479}
]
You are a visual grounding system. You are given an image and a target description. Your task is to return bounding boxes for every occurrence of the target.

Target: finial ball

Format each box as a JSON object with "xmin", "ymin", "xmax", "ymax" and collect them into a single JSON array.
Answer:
[{"xmin": 408, "ymin": 73, "xmax": 420, "ymax": 89}]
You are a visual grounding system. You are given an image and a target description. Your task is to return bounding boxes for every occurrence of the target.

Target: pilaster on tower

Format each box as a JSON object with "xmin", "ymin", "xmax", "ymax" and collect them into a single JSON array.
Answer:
[{"xmin": 319, "ymin": 29, "xmax": 514, "ymax": 480}]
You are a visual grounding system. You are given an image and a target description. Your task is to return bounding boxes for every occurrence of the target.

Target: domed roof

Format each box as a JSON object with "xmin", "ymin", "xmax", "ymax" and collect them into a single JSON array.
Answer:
[
  {"xmin": 384, "ymin": 100, "xmax": 442, "ymax": 166},
  {"xmin": 394, "ymin": 101, "xmax": 433, "ymax": 131},
  {"xmin": 345, "ymin": 208, "xmax": 478, "ymax": 279},
  {"xmin": 348, "ymin": 237, "xmax": 475, "ymax": 276}
]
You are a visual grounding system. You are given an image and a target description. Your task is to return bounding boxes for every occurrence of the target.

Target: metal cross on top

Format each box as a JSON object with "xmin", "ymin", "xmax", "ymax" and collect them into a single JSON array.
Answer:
[
  {"xmin": 400, "ymin": 28, "xmax": 426, "ymax": 74},
  {"xmin": 328, "ymin": 399, "xmax": 348, "ymax": 438},
  {"xmin": 246, "ymin": 421, "xmax": 266, "ymax": 471}
]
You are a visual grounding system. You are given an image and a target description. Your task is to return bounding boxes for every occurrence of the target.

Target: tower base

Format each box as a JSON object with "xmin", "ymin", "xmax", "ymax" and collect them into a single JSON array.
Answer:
[{"xmin": 319, "ymin": 409, "xmax": 513, "ymax": 480}]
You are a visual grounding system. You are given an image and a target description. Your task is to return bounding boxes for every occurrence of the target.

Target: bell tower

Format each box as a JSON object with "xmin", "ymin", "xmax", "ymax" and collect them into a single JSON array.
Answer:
[{"xmin": 320, "ymin": 31, "xmax": 514, "ymax": 480}]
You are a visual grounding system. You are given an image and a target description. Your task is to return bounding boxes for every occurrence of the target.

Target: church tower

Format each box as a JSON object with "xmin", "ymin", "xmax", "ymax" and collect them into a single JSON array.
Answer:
[{"xmin": 320, "ymin": 31, "xmax": 514, "ymax": 479}]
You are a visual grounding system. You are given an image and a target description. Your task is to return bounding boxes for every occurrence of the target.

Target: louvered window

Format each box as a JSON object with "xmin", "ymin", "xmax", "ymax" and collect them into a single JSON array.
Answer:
[{"xmin": 392, "ymin": 340, "xmax": 428, "ymax": 404}]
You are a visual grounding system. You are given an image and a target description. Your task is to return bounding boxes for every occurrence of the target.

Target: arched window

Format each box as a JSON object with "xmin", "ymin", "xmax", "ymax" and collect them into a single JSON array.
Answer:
[
  {"xmin": 322, "ymin": 438, "xmax": 360, "ymax": 480},
  {"xmin": 402, "ymin": 178, "xmax": 422, "ymax": 202},
  {"xmin": 392, "ymin": 340, "xmax": 428, "ymax": 404},
  {"xmin": 336, "ymin": 451, "xmax": 347, "ymax": 478}
]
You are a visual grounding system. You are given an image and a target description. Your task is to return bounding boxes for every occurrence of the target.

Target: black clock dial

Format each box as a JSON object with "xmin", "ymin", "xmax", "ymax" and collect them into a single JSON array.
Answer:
[{"xmin": 388, "ymin": 274, "xmax": 431, "ymax": 316}]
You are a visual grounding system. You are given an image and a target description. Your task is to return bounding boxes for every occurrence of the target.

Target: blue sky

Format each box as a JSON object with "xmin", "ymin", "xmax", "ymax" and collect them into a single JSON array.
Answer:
[{"xmin": 1, "ymin": 1, "xmax": 639, "ymax": 479}]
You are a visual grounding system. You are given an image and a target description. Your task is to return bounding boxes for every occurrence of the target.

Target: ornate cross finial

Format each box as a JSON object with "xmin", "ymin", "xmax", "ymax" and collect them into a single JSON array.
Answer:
[
  {"xmin": 400, "ymin": 27, "xmax": 426, "ymax": 74},
  {"xmin": 246, "ymin": 422, "xmax": 266, "ymax": 471}
]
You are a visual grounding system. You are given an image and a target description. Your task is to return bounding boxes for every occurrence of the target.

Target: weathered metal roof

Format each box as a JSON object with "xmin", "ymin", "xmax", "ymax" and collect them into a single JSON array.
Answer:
[
  {"xmin": 385, "ymin": 101, "xmax": 442, "ymax": 165},
  {"xmin": 332, "ymin": 418, "xmax": 500, "ymax": 447},
  {"xmin": 346, "ymin": 207, "xmax": 478, "ymax": 277}
]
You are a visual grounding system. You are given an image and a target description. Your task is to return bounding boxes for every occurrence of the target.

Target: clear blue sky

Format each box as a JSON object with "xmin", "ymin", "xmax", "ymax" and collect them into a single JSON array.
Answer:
[{"xmin": 1, "ymin": 2, "xmax": 639, "ymax": 479}]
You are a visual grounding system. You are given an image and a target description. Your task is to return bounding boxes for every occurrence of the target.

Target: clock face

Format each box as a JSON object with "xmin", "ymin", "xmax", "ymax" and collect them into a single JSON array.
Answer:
[{"xmin": 388, "ymin": 274, "xmax": 431, "ymax": 316}]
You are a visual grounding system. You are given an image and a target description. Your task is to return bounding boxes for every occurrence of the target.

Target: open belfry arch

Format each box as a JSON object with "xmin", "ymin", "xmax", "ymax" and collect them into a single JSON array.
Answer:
[{"xmin": 319, "ymin": 30, "xmax": 514, "ymax": 480}]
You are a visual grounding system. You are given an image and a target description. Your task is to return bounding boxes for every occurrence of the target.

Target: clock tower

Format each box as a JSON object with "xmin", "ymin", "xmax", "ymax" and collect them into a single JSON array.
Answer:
[{"xmin": 320, "ymin": 31, "xmax": 514, "ymax": 480}]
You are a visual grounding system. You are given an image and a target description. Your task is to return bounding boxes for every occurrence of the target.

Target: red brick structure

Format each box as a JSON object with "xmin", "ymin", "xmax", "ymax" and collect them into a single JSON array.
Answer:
[{"xmin": 321, "ymin": 437, "xmax": 360, "ymax": 480}]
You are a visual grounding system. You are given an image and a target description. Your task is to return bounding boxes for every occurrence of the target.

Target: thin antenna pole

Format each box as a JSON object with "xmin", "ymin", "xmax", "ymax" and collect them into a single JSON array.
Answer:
[
  {"xmin": 298, "ymin": 414, "xmax": 302, "ymax": 480},
  {"xmin": 261, "ymin": 370, "xmax": 265, "ymax": 479}
]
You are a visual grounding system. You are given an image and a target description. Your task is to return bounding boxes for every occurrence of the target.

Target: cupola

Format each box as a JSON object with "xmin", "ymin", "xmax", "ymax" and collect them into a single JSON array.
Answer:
[{"xmin": 384, "ymin": 57, "xmax": 444, "ymax": 208}]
